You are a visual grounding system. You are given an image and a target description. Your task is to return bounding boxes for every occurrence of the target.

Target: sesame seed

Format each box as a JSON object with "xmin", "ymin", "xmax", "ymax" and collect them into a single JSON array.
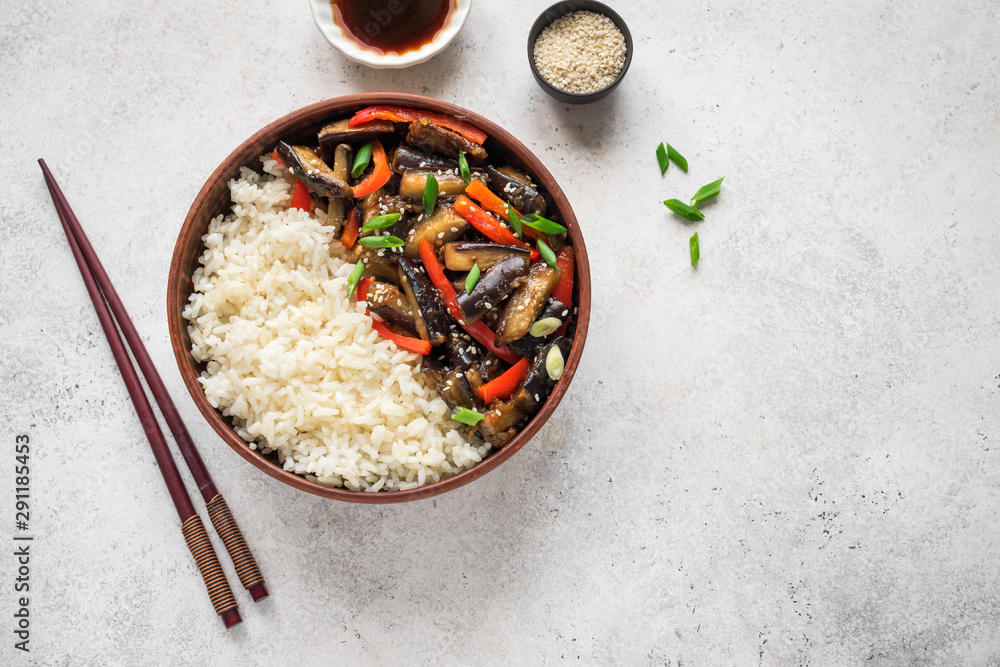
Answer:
[{"xmin": 532, "ymin": 10, "xmax": 627, "ymax": 95}]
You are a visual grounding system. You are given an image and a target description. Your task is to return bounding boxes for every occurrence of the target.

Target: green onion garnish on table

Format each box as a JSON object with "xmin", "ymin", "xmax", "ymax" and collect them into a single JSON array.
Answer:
[
  {"xmin": 351, "ymin": 142, "xmax": 373, "ymax": 178},
  {"xmin": 465, "ymin": 262, "xmax": 481, "ymax": 294},
  {"xmin": 451, "ymin": 407, "xmax": 485, "ymax": 425},
  {"xmin": 358, "ymin": 235, "xmax": 405, "ymax": 248},
  {"xmin": 663, "ymin": 199, "xmax": 705, "ymax": 222},
  {"xmin": 656, "ymin": 142, "xmax": 669, "ymax": 175},
  {"xmin": 361, "ymin": 213, "xmax": 401, "ymax": 232},
  {"xmin": 423, "ymin": 172, "xmax": 439, "ymax": 216},
  {"xmin": 667, "ymin": 143, "xmax": 688, "ymax": 172},
  {"xmin": 691, "ymin": 177, "xmax": 724, "ymax": 207},
  {"xmin": 690, "ymin": 232, "xmax": 700, "ymax": 266},
  {"xmin": 520, "ymin": 214, "xmax": 567, "ymax": 235}
]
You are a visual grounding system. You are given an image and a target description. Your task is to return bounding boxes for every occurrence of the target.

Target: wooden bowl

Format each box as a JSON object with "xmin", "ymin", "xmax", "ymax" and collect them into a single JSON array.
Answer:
[{"xmin": 167, "ymin": 93, "xmax": 590, "ymax": 503}]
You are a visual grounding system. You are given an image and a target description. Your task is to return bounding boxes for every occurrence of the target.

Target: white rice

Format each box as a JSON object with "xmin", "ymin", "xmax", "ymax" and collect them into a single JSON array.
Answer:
[{"xmin": 183, "ymin": 157, "xmax": 490, "ymax": 492}]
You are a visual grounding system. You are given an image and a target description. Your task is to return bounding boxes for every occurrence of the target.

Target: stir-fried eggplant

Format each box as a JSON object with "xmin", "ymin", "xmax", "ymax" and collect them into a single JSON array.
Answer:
[
  {"xmin": 398, "ymin": 258, "xmax": 449, "ymax": 345},
  {"xmin": 485, "ymin": 166, "xmax": 547, "ymax": 216},
  {"xmin": 456, "ymin": 255, "xmax": 529, "ymax": 324},
  {"xmin": 391, "ymin": 144, "xmax": 457, "ymax": 173},
  {"xmin": 442, "ymin": 242, "xmax": 532, "ymax": 272},
  {"xmin": 325, "ymin": 143, "xmax": 352, "ymax": 237},
  {"xmin": 318, "ymin": 118, "xmax": 394, "ymax": 153},
  {"xmin": 271, "ymin": 105, "xmax": 579, "ymax": 451},
  {"xmin": 446, "ymin": 329, "xmax": 481, "ymax": 370},
  {"xmin": 518, "ymin": 337, "xmax": 572, "ymax": 411},
  {"xmin": 435, "ymin": 368, "xmax": 478, "ymax": 410},
  {"xmin": 345, "ymin": 244, "xmax": 401, "ymax": 283},
  {"xmin": 406, "ymin": 118, "xmax": 488, "ymax": 161},
  {"xmin": 366, "ymin": 280, "xmax": 417, "ymax": 334},
  {"xmin": 495, "ymin": 262, "xmax": 562, "ymax": 346},
  {"xmin": 399, "ymin": 168, "xmax": 469, "ymax": 200},
  {"xmin": 276, "ymin": 142, "xmax": 353, "ymax": 199},
  {"xmin": 402, "ymin": 204, "xmax": 468, "ymax": 258}
]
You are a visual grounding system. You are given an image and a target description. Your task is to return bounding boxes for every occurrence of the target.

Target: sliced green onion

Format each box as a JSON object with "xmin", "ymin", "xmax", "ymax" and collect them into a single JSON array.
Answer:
[
  {"xmin": 691, "ymin": 177, "xmax": 724, "ymax": 207},
  {"xmin": 536, "ymin": 238, "xmax": 558, "ymax": 269},
  {"xmin": 663, "ymin": 199, "xmax": 705, "ymax": 222},
  {"xmin": 347, "ymin": 260, "xmax": 365, "ymax": 299},
  {"xmin": 666, "ymin": 143, "xmax": 688, "ymax": 172},
  {"xmin": 361, "ymin": 212, "xmax": 401, "ymax": 232},
  {"xmin": 520, "ymin": 214, "xmax": 567, "ymax": 235},
  {"xmin": 508, "ymin": 205, "xmax": 523, "ymax": 238},
  {"xmin": 458, "ymin": 151, "xmax": 471, "ymax": 184},
  {"xmin": 529, "ymin": 317, "xmax": 562, "ymax": 338},
  {"xmin": 545, "ymin": 345, "xmax": 564, "ymax": 381},
  {"xmin": 351, "ymin": 142, "xmax": 373, "ymax": 179},
  {"xmin": 423, "ymin": 171, "xmax": 439, "ymax": 217},
  {"xmin": 451, "ymin": 406, "xmax": 485, "ymax": 426},
  {"xmin": 690, "ymin": 232, "xmax": 700, "ymax": 266},
  {"xmin": 656, "ymin": 142, "xmax": 669, "ymax": 175},
  {"xmin": 465, "ymin": 262, "xmax": 481, "ymax": 294},
  {"xmin": 358, "ymin": 235, "xmax": 405, "ymax": 248}
]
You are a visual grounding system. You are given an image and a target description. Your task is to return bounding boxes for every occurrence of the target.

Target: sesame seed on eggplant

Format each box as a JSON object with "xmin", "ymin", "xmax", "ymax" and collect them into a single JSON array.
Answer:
[
  {"xmin": 275, "ymin": 142, "xmax": 353, "ymax": 199},
  {"xmin": 456, "ymin": 255, "xmax": 529, "ymax": 325}
]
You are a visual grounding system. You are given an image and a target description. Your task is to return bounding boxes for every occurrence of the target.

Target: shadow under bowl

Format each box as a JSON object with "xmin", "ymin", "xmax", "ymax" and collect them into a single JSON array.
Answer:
[{"xmin": 167, "ymin": 93, "xmax": 591, "ymax": 504}]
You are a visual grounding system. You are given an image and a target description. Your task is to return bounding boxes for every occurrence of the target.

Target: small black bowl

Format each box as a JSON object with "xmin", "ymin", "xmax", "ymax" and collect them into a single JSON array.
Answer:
[{"xmin": 528, "ymin": 1, "xmax": 633, "ymax": 104}]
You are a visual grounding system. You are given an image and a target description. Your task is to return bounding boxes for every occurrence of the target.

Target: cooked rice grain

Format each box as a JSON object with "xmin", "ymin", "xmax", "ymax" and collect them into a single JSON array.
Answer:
[{"xmin": 183, "ymin": 159, "xmax": 489, "ymax": 492}]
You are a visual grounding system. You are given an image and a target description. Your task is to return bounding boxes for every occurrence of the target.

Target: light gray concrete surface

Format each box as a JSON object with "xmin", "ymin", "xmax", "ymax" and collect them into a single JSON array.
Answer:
[{"xmin": 1, "ymin": 0, "xmax": 999, "ymax": 665}]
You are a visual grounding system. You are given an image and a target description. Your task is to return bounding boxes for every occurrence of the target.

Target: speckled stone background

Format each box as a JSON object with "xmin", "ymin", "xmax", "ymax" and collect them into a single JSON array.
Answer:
[{"xmin": 1, "ymin": 1, "xmax": 999, "ymax": 665}]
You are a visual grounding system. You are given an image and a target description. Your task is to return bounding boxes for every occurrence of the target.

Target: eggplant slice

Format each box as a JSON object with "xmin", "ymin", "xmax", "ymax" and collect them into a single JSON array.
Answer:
[
  {"xmin": 392, "ymin": 144, "xmax": 457, "ymax": 173},
  {"xmin": 403, "ymin": 204, "xmax": 469, "ymax": 258},
  {"xmin": 318, "ymin": 118, "xmax": 395, "ymax": 153},
  {"xmin": 406, "ymin": 118, "xmax": 488, "ymax": 162},
  {"xmin": 276, "ymin": 142, "xmax": 352, "ymax": 199},
  {"xmin": 398, "ymin": 258, "xmax": 450, "ymax": 345},
  {"xmin": 442, "ymin": 242, "xmax": 532, "ymax": 272},
  {"xmin": 399, "ymin": 168, "xmax": 469, "ymax": 200},
  {"xmin": 456, "ymin": 255, "xmax": 529, "ymax": 325},
  {"xmin": 485, "ymin": 166, "xmax": 547, "ymax": 217},
  {"xmin": 366, "ymin": 280, "xmax": 417, "ymax": 334},
  {"xmin": 494, "ymin": 262, "xmax": 562, "ymax": 346}
]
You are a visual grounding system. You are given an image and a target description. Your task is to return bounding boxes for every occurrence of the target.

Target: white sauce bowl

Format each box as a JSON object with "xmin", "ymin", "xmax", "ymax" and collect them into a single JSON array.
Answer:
[{"xmin": 309, "ymin": 0, "xmax": 472, "ymax": 69}]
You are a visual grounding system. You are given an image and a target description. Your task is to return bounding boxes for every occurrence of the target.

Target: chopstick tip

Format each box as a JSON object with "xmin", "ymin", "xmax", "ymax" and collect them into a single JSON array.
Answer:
[{"xmin": 222, "ymin": 609, "xmax": 242, "ymax": 629}]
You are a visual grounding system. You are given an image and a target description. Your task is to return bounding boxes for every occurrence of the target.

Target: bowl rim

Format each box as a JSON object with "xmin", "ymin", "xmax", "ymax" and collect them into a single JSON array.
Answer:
[
  {"xmin": 167, "ymin": 93, "xmax": 591, "ymax": 504},
  {"xmin": 527, "ymin": 0, "xmax": 633, "ymax": 103},
  {"xmin": 308, "ymin": 0, "xmax": 472, "ymax": 69}
]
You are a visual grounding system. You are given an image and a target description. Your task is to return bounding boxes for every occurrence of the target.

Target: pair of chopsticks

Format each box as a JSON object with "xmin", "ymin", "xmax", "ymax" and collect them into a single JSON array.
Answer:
[{"xmin": 39, "ymin": 159, "xmax": 267, "ymax": 629}]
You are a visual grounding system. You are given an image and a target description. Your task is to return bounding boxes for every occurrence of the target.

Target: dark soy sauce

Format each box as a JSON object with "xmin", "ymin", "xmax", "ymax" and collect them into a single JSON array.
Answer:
[{"xmin": 331, "ymin": 0, "xmax": 455, "ymax": 56}]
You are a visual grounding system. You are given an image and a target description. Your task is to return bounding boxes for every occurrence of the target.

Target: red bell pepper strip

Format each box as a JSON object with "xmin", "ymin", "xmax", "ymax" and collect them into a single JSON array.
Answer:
[
  {"xmin": 370, "ymin": 319, "xmax": 431, "ymax": 356},
  {"xmin": 270, "ymin": 150, "xmax": 285, "ymax": 166},
  {"xmin": 454, "ymin": 196, "xmax": 530, "ymax": 249},
  {"xmin": 340, "ymin": 207, "xmax": 359, "ymax": 249},
  {"xmin": 290, "ymin": 179, "xmax": 311, "ymax": 211},
  {"xmin": 356, "ymin": 276, "xmax": 372, "ymax": 303},
  {"xmin": 465, "ymin": 179, "xmax": 515, "ymax": 220},
  {"xmin": 464, "ymin": 179, "xmax": 549, "ymax": 244},
  {"xmin": 479, "ymin": 357, "xmax": 530, "ymax": 404},
  {"xmin": 351, "ymin": 140, "xmax": 390, "ymax": 198},
  {"xmin": 552, "ymin": 246, "xmax": 575, "ymax": 336},
  {"xmin": 418, "ymin": 240, "xmax": 520, "ymax": 364},
  {"xmin": 348, "ymin": 106, "xmax": 488, "ymax": 145}
]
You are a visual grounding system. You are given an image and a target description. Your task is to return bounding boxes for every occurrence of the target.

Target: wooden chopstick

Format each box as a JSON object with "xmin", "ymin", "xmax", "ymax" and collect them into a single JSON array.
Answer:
[{"xmin": 39, "ymin": 159, "xmax": 264, "ymax": 627}]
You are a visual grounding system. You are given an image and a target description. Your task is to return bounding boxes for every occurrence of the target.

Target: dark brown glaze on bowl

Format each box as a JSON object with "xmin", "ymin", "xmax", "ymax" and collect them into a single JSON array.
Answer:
[{"xmin": 167, "ymin": 93, "xmax": 590, "ymax": 503}]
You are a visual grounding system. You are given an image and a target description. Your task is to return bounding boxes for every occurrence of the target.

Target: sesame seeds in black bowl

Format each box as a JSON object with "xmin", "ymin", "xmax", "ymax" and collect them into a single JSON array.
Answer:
[{"xmin": 528, "ymin": 1, "xmax": 632, "ymax": 104}]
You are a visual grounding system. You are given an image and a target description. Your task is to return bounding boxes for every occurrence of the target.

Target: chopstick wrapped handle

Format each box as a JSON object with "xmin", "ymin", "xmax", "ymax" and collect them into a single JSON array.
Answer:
[
  {"xmin": 206, "ymin": 494, "xmax": 268, "ymax": 601},
  {"xmin": 181, "ymin": 515, "xmax": 241, "ymax": 627}
]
